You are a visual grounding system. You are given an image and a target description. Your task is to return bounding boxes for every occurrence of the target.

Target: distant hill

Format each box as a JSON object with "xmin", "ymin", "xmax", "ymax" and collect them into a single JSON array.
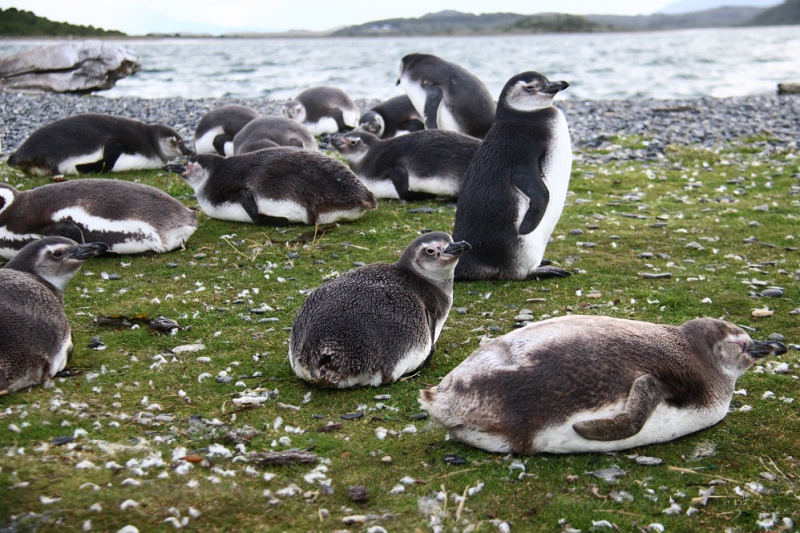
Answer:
[
  {"xmin": 332, "ymin": 7, "xmax": 776, "ymax": 37},
  {"xmin": 0, "ymin": 7, "xmax": 126, "ymax": 37},
  {"xmin": 586, "ymin": 6, "xmax": 767, "ymax": 30},
  {"xmin": 657, "ymin": 0, "xmax": 781, "ymax": 14},
  {"xmin": 744, "ymin": 0, "xmax": 800, "ymax": 24}
]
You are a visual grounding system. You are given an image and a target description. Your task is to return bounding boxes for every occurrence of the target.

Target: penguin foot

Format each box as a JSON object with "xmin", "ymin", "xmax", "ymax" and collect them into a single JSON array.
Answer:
[
  {"xmin": 526, "ymin": 266, "xmax": 571, "ymax": 280},
  {"xmin": 539, "ymin": 258, "xmax": 552, "ymax": 266}
]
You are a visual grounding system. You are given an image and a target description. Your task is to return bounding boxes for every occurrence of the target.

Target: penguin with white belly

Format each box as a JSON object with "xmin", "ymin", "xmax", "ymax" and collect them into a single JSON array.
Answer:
[
  {"xmin": 453, "ymin": 71, "xmax": 572, "ymax": 281},
  {"xmin": 193, "ymin": 105, "xmax": 260, "ymax": 156},
  {"xmin": 281, "ymin": 86, "xmax": 360, "ymax": 137},
  {"xmin": 398, "ymin": 53, "xmax": 495, "ymax": 139}
]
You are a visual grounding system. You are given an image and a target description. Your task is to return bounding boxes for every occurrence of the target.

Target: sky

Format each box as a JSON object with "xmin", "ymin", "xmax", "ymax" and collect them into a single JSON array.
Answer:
[{"xmin": 3, "ymin": 0, "xmax": 694, "ymax": 35}]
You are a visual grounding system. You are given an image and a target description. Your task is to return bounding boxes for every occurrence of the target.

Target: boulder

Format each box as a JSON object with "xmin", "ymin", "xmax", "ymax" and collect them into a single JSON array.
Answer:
[
  {"xmin": 0, "ymin": 40, "xmax": 140, "ymax": 94},
  {"xmin": 778, "ymin": 82, "xmax": 800, "ymax": 95}
]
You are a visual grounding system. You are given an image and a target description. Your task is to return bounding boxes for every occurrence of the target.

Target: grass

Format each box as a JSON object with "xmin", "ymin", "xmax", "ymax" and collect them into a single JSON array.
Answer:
[{"xmin": 0, "ymin": 139, "xmax": 798, "ymax": 532}]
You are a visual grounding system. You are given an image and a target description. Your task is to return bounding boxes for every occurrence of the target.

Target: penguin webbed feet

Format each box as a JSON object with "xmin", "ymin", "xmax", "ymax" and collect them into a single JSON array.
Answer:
[{"xmin": 526, "ymin": 266, "xmax": 571, "ymax": 280}]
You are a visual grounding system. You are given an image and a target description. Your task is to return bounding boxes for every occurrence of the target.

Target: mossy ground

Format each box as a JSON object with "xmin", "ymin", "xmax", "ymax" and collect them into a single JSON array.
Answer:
[{"xmin": 0, "ymin": 139, "xmax": 798, "ymax": 532}]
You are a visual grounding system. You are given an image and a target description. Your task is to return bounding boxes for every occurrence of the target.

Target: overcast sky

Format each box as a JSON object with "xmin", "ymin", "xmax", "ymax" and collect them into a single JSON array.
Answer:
[{"xmin": 5, "ymin": 0, "xmax": 690, "ymax": 35}]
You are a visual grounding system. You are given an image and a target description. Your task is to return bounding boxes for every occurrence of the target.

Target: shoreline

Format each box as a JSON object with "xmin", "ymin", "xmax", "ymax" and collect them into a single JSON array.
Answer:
[{"xmin": 1, "ymin": 92, "xmax": 799, "ymax": 161}]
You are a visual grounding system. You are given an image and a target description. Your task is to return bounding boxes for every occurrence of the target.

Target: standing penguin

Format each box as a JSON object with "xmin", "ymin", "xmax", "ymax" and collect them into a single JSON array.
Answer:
[
  {"xmin": 0, "ymin": 180, "xmax": 198, "ymax": 259},
  {"xmin": 330, "ymin": 130, "xmax": 480, "ymax": 200},
  {"xmin": 289, "ymin": 232, "xmax": 470, "ymax": 388},
  {"xmin": 0, "ymin": 237, "xmax": 108, "ymax": 394},
  {"xmin": 7, "ymin": 114, "xmax": 192, "ymax": 175},
  {"xmin": 398, "ymin": 53, "xmax": 495, "ymax": 139},
  {"xmin": 164, "ymin": 148, "xmax": 376, "ymax": 226},
  {"xmin": 420, "ymin": 315, "xmax": 787, "ymax": 454},
  {"xmin": 193, "ymin": 105, "xmax": 260, "ymax": 156},
  {"xmin": 357, "ymin": 95, "xmax": 425, "ymax": 139},
  {"xmin": 232, "ymin": 116, "xmax": 318, "ymax": 154},
  {"xmin": 281, "ymin": 86, "xmax": 360, "ymax": 137},
  {"xmin": 453, "ymin": 71, "xmax": 572, "ymax": 281}
]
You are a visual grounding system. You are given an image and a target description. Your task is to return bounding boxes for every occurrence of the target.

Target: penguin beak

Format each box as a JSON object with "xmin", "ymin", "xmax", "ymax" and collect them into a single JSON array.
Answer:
[
  {"xmin": 163, "ymin": 163, "xmax": 187, "ymax": 175},
  {"xmin": 69, "ymin": 242, "xmax": 109, "ymax": 260},
  {"xmin": 542, "ymin": 81, "xmax": 569, "ymax": 95},
  {"xmin": 329, "ymin": 135, "xmax": 345, "ymax": 149},
  {"xmin": 443, "ymin": 241, "xmax": 471, "ymax": 256},
  {"xmin": 745, "ymin": 340, "xmax": 788, "ymax": 358},
  {"xmin": 396, "ymin": 78, "xmax": 401, "ymax": 86},
  {"xmin": 179, "ymin": 143, "xmax": 194, "ymax": 156}
]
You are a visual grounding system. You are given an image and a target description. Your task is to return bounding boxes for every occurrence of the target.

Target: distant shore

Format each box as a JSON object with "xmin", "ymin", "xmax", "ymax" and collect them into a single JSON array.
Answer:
[{"xmin": 1, "ymin": 92, "xmax": 798, "ymax": 163}]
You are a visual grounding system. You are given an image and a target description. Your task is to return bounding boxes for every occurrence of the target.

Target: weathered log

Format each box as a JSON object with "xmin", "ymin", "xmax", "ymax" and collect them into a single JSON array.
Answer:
[
  {"xmin": 778, "ymin": 83, "xmax": 800, "ymax": 95},
  {"xmin": 248, "ymin": 451, "xmax": 319, "ymax": 466},
  {"xmin": 0, "ymin": 40, "xmax": 140, "ymax": 93}
]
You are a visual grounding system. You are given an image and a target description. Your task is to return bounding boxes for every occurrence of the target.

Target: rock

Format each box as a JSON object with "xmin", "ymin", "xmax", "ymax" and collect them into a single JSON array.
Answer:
[
  {"xmin": 778, "ymin": 82, "xmax": 800, "ymax": 95},
  {"xmin": 0, "ymin": 41, "xmax": 140, "ymax": 94}
]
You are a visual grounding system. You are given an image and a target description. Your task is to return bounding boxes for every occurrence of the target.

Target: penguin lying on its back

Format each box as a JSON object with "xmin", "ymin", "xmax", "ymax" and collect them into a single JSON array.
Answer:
[
  {"xmin": 164, "ymin": 148, "xmax": 376, "ymax": 226},
  {"xmin": 398, "ymin": 53, "xmax": 495, "ymax": 139},
  {"xmin": 453, "ymin": 71, "xmax": 572, "ymax": 281},
  {"xmin": 289, "ymin": 232, "xmax": 470, "ymax": 388},
  {"xmin": 233, "ymin": 116, "xmax": 318, "ymax": 154},
  {"xmin": 281, "ymin": 86, "xmax": 360, "ymax": 137},
  {"xmin": 8, "ymin": 113, "xmax": 192, "ymax": 175},
  {"xmin": 330, "ymin": 130, "xmax": 480, "ymax": 200},
  {"xmin": 194, "ymin": 105, "xmax": 260, "ymax": 156},
  {"xmin": 0, "ymin": 237, "xmax": 107, "ymax": 394},
  {"xmin": 357, "ymin": 95, "xmax": 425, "ymax": 139},
  {"xmin": 421, "ymin": 315, "xmax": 787, "ymax": 454},
  {"xmin": 0, "ymin": 180, "xmax": 198, "ymax": 259}
]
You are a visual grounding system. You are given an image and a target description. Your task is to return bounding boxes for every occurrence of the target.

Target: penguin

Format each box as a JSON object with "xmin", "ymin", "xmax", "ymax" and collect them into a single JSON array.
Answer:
[
  {"xmin": 233, "ymin": 116, "xmax": 318, "ymax": 155},
  {"xmin": 163, "ymin": 148, "xmax": 376, "ymax": 226},
  {"xmin": 7, "ymin": 113, "xmax": 192, "ymax": 176},
  {"xmin": 330, "ymin": 130, "xmax": 481, "ymax": 200},
  {"xmin": 420, "ymin": 315, "xmax": 787, "ymax": 454},
  {"xmin": 0, "ymin": 179, "xmax": 198, "ymax": 259},
  {"xmin": 357, "ymin": 95, "xmax": 425, "ymax": 139},
  {"xmin": 281, "ymin": 86, "xmax": 360, "ymax": 137},
  {"xmin": 289, "ymin": 232, "xmax": 471, "ymax": 388},
  {"xmin": 0, "ymin": 237, "xmax": 108, "ymax": 394},
  {"xmin": 452, "ymin": 71, "xmax": 572, "ymax": 281},
  {"xmin": 397, "ymin": 53, "xmax": 495, "ymax": 139},
  {"xmin": 193, "ymin": 105, "xmax": 260, "ymax": 156}
]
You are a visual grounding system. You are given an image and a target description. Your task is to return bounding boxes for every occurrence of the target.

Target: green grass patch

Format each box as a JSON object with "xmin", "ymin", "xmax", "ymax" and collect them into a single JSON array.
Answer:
[{"xmin": 1, "ymin": 142, "xmax": 799, "ymax": 532}]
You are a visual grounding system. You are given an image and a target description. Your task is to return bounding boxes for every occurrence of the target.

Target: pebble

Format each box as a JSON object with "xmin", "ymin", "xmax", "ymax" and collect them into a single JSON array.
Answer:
[
  {"xmin": 640, "ymin": 272, "xmax": 672, "ymax": 279},
  {"xmin": 635, "ymin": 456, "xmax": 663, "ymax": 466},
  {"xmin": 759, "ymin": 288, "xmax": 784, "ymax": 297},
  {"xmin": 347, "ymin": 485, "xmax": 369, "ymax": 502},
  {"xmin": 353, "ymin": 262, "xmax": 366, "ymax": 267},
  {"xmin": 409, "ymin": 413, "xmax": 428, "ymax": 421},
  {"xmin": 340, "ymin": 412, "xmax": 364, "ymax": 420},
  {"xmin": 443, "ymin": 454, "xmax": 466, "ymax": 465},
  {"xmin": 216, "ymin": 376, "xmax": 233, "ymax": 384},
  {"xmin": 587, "ymin": 466, "xmax": 626, "ymax": 482}
]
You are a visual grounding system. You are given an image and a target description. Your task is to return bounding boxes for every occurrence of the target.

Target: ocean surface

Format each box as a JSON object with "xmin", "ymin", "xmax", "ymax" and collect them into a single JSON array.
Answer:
[{"xmin": 1, "ymin": 26, "xmax": 799, "ymax": 101}]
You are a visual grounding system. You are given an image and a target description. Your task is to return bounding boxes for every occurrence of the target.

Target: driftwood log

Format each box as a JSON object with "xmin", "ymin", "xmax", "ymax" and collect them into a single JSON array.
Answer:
[
  {"xmin": 248, "ymin": 450, "xmax": 319, "ymax": 466},
  {"xmin": 778, "ymin": 82, "xmax": 800, "ymax": 95},
  {"xmin": 0, "ymin": 40, "xmax": 140, "ymax": 93}
]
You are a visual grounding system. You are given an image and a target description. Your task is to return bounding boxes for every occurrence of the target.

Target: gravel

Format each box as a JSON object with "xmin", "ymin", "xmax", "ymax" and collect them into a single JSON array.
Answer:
[{"xmin": 1, "ymin": 92, "xmax": 798, "ymax": 160}]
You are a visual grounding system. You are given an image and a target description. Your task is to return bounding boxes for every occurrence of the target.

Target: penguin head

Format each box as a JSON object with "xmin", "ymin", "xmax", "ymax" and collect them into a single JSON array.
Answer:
[
  {"xmin": 155, "ymin": 125, "xmax": 193, "ymax": 158},
  {"xmin": 0, "ymin": 182, "xmax": 17, "ymax": 216},
  {"xmin": 680, "ymin": 318, "xmax": 787, "ymax": 379},
  {"xmin": 399, "ymin": 231, "xmax": 471, "ymax": 286},
  {"xmin": 163, "ymin": 155, "xmax": 214, "ymax": 190},
  {"xmin": 5, "ymin": 237, "xmax": 108, "ymax": 295},
  {"xmin": 281, "ymin": 100, "xmax": 306, "ymax": 123},
  {"xmin": 499, "ymin": 72, "xmax": 569, "ymax": 113},
  {"xmin": 329, "ymin": 132, "xmax": 374, "ymax": 164},
  {"xmin": 357, "ymin": 111, "xmax": 385, "ymax": 137}
]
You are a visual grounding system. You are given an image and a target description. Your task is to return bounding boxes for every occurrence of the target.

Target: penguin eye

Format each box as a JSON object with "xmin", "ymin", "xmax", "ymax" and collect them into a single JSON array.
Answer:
[
  {"xmin": 426, "ymin": 248, "xmax": 436, "ymax": 255},
  {"xmin": 51, "ymin": 250, "xmax": 64, "ymax": 259},
  {"xmin": 349, "ymin": 139, "xmax": 359, "ymax": 146}
]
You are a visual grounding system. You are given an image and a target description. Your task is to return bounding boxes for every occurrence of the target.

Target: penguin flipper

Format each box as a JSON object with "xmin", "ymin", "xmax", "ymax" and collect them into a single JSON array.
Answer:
[
  {"xmin": 572, "ymin": 374, "xmax": 666, "ymax": 441},
  {"xmin": 75, "ymin": 140, "xmax": 125, "ymax": 174},
  {"xmin": 237, "ymin": 191, "xmax": 291, "ymax": 226},
  {"xmin": 513, "ymin": 151, "xmax": 550, "ymax": 235},
  {"xmin": 212, "ymin": 135, "xmax": 233, "ymax": 155},
  {"xmin": 385, "ymin": 167, "xmax": 436, "ymax": 201},
  {"xmin": 525, "ymin": 266, "xmax": 571, "ymax": 280},
  {"xmin": 423, "ymin": 86, "xmax": 443, "ymax": 129},
  {"xmin": 41, "ymin": 221, "xmax": 86, "ymax": 243},
  {"xmin": 399, "ymin": 118, "xmax": 425, "ymax": 133},
  {"xmin": 75, "ymin": 160, "xmax": 106, "ymax": 174}
]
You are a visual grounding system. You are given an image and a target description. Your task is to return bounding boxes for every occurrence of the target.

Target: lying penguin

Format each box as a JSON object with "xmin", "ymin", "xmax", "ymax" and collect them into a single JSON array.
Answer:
[
  {"xmin": 357, "ymin": 95, "xmax": 425, "ymax": 139},
  {"xmin": 194, "ymin": 104, "xmax": 260, "ymax": 156},
  {"xmin": 164, "ymin": 148, "xmax": 376, "ymax": 226},
  {"xmin": 330, "ymin": 130, "xmax": 480, "ymax": 200},
  {"xmin": 289, "ymin": 232, "xmax": 470, "ymax": 388},
  {"xmin": 8, "ymin": 113, "xmax": 192, "ymax": 175},
  {"xmin": 0, "ymin": 179, "xmax": 198, "ymax": 259},
  {"xmin": 281, "ymin": 86, "xmax": 360, "ymax": 136},
  {"xmin": 232, "ymin": 116, "xmax": 318, "ymax": 154},
  {"xmin": 0, "ymin": 237, "xmax": 108, "ymax": 394},
  {"xmin": 420, "ymin": 315, "xmax": 787, "ymax": 454}
]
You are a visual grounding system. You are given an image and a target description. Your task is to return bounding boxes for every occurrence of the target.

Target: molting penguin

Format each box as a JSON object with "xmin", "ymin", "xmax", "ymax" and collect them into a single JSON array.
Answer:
[
  {"xmin": 281, "ymin": 86, "xmax": 360, "ymax": 137},
  {"xmin": 453, "ymin": 71, "xmax": 572, "ymax": 281},
  {"xmin": 233, "ymin": 116, "xmax": 318, "ymax": 155},
  {"xmin": 420, "ymin": 315, "xmax": 787, "ymax": 454},
  {"xmin": 330, "ymin": 130, "xmax": 481, "ymax": 200},
  {"xmin": 398, "ymin": 53, "xmax": 495, "ymax": 139},
  {"xmin": 0, "ymin": 180, "xmax": 198, "ymax": 259},
  {"xmin": 194, "ymin": 105, "xmax": 260, "ymax": 156},
  {"xmin": 0, "ymin": 237, "xmax": 108, "ymax": 394},
  {"xmin": 289, "ymin": 232, "xmax": 470, "ymax": 388},
  {"xmin": 357, "ymin": 95, "xmax": 425, "ymax": 139},
  {"xmin": 7, "ymin": 113, "xmax": 192, "ymax": 175},
  {"xmin": 164, "ymin": 148, "xmax": 376, "ymax": 226}
]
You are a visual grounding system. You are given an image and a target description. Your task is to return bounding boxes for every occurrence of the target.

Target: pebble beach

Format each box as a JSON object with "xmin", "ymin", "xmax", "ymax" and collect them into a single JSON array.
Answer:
[{"xmin": 1, "ymin": 92, "xmax": 799, "ymax": 162}]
